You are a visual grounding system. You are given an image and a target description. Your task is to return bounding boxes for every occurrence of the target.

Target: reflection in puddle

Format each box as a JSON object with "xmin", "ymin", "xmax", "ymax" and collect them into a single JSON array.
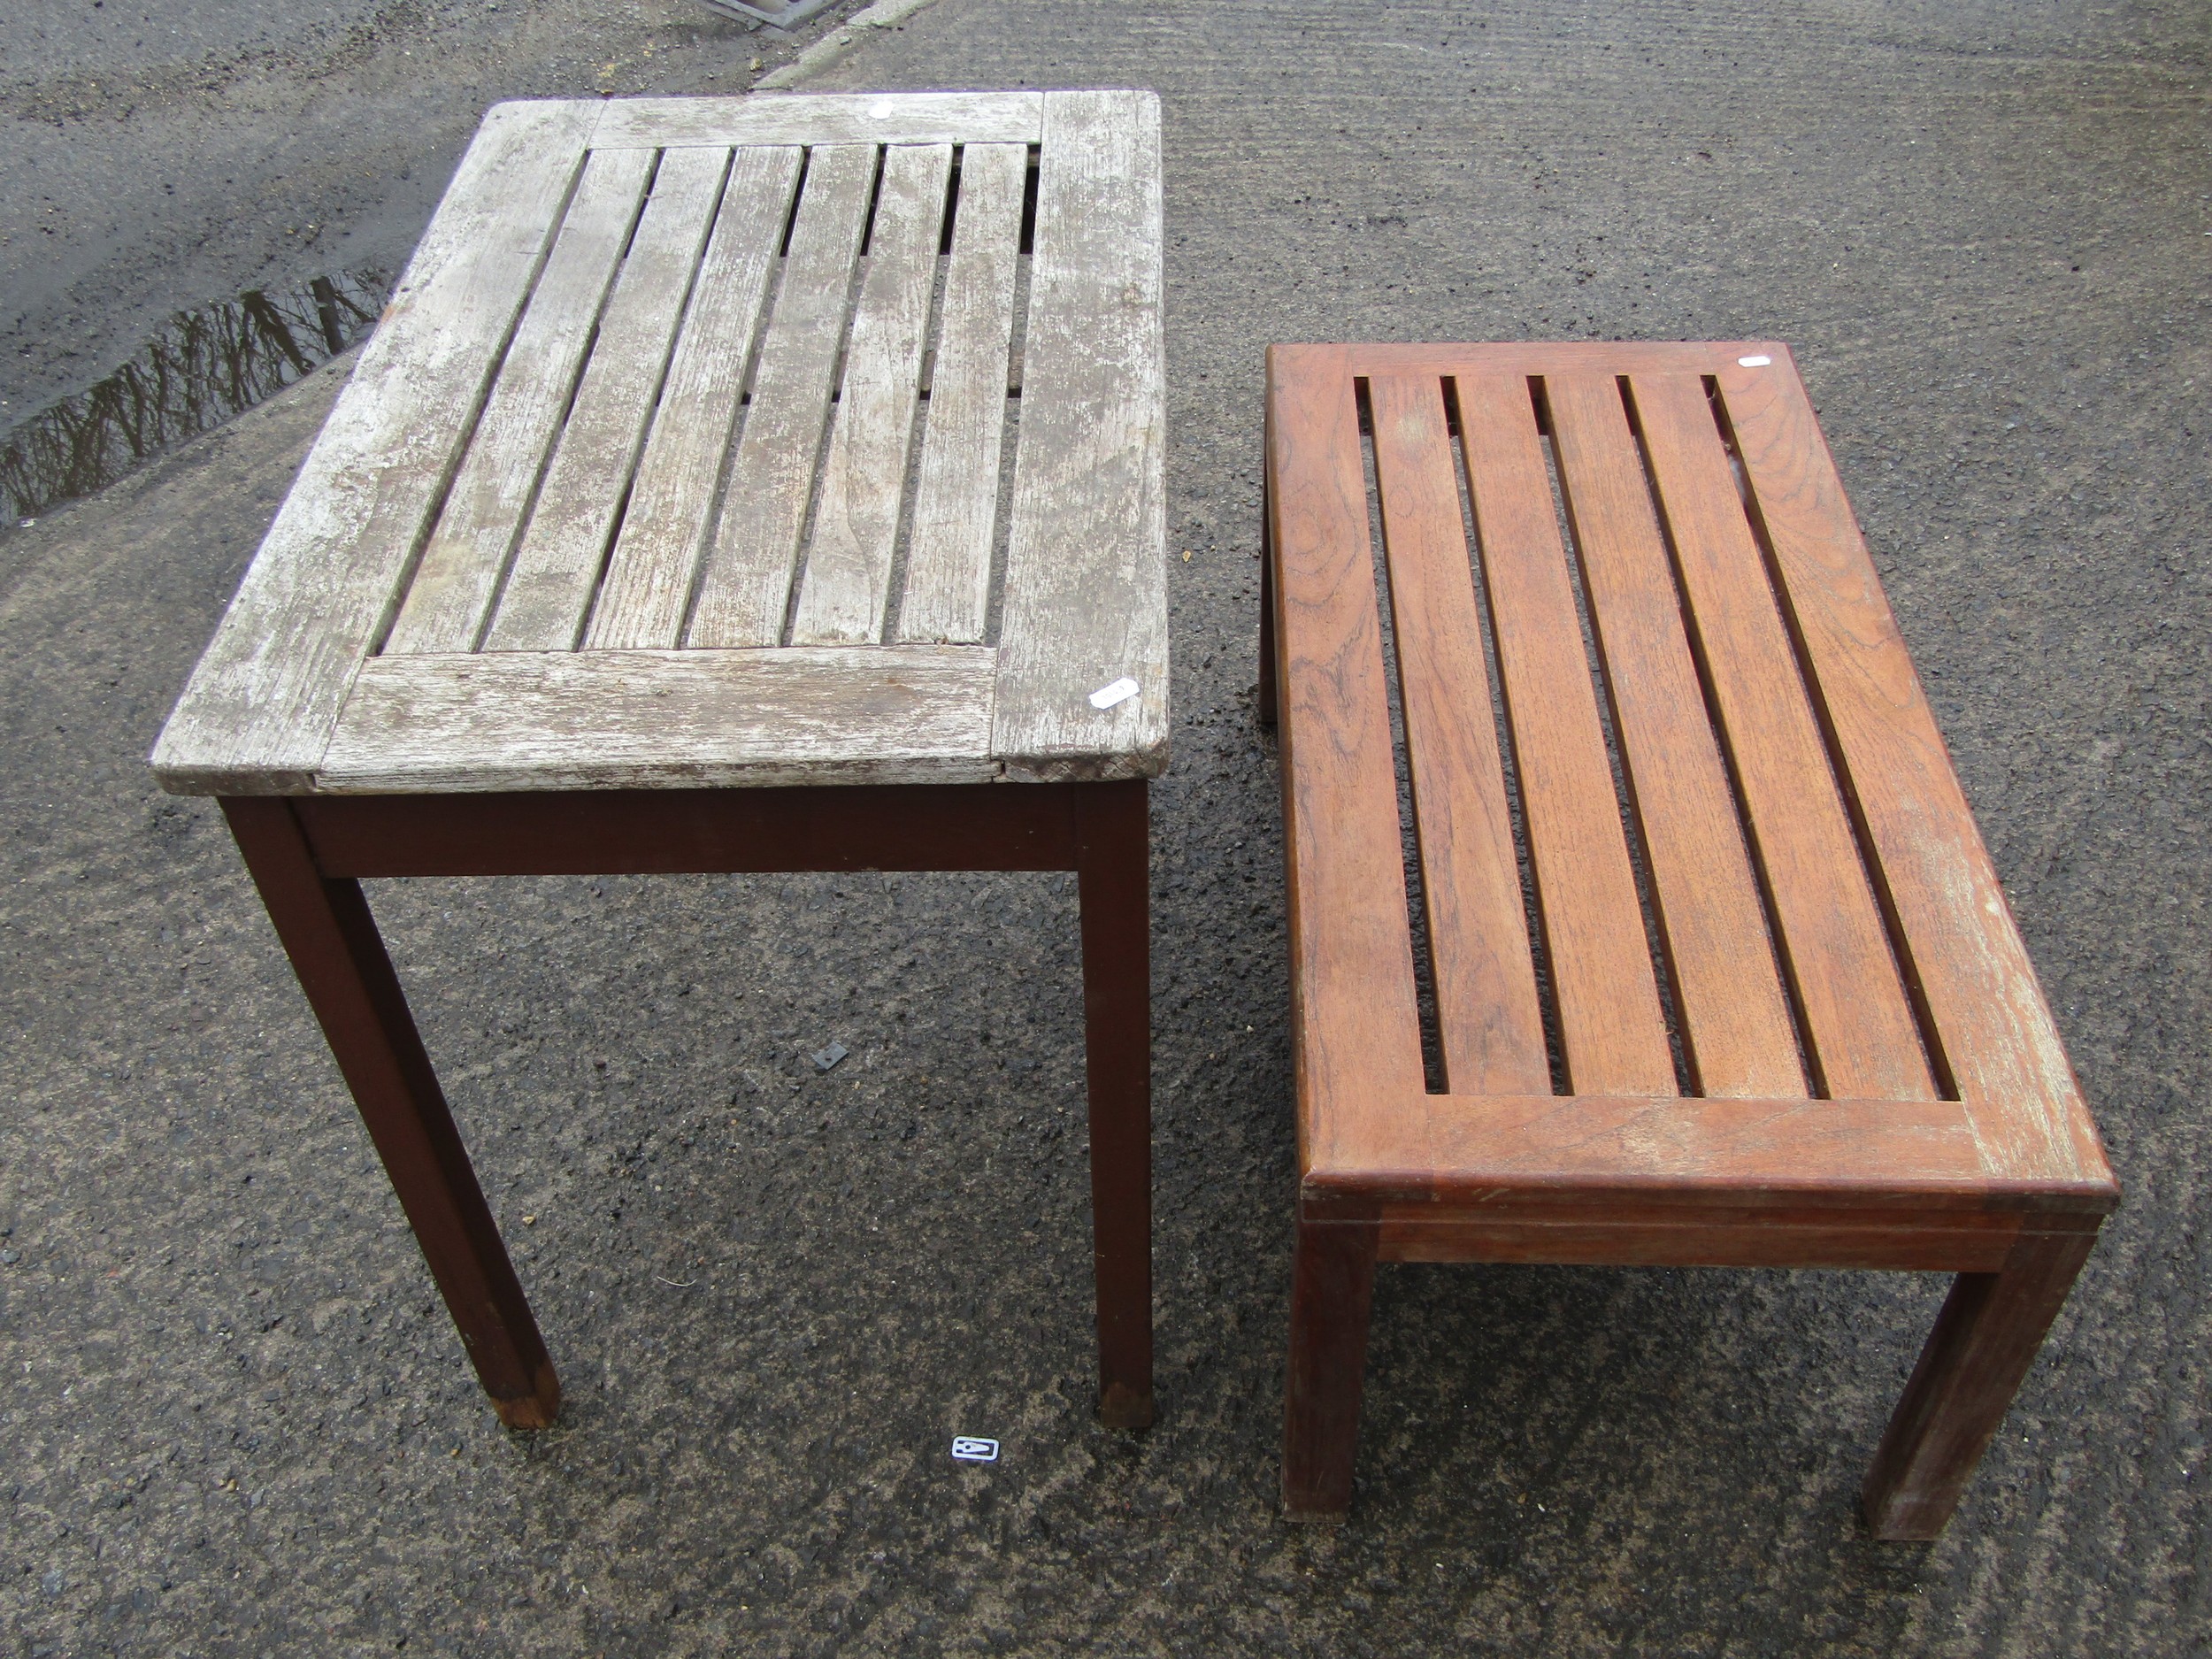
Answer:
[{"xmin": 1, "ymin": 267, "xmax": 391, "ymax": 520}]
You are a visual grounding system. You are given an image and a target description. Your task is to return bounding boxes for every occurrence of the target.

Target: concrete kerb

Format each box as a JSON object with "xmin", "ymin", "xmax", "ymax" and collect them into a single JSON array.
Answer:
[{"xmin": 753, "ymin": 0, "xmax": 949, "ymax": 89}]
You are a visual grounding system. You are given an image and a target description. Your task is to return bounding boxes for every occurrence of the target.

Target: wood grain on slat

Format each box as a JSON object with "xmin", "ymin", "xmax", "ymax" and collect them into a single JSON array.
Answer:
[
  {"xmin": 896, "ymin": 142, "xmax": 1025, "ymax": 644},
  {"xmin": 320, "ymin": 647, "xmax": 999, "ymax": 792},
  {"xmin": 1303, "ymin": 1091, "xmax": 1999, "ymax": 1203},
  {"xmin": 789, "ymin": 144, "xmax": 954, "ymax": 644},
  {"xmin": 1381, "ymin": 1195, "xmax": 2036, "ymax": 1233},
  {"xmin": 1371, "ymin": 342, "xmax": 1773, "ymax": 380},
  {"xmin": 150, "ymin": 100, "xmax": 599, "ymax": 795},
  {"xmin": 593, "ymin": 91, "xmax": 1043, "ymax": 150},
  {"xmin": 386, "ymin": 147, "xmax": 655, "ymax": 655},
  {"xmin": 991, "ymin": 90, "xmax": 1168, "ymax": 780},
  {"xmin": 686, "ymin": 144, "xmax": 877, "ymax": 648},
  {"xmin": 1716, "ymin": 352, "xmax": 2112, "ymax": 1185},
  {"xmin": 1365, "ymin": 374, "xmax": 1548, "ymax": 1094},
  {"xmin": 484, "ymin": 147, "xmax": 732, "ymax": 652},
  {"xmin": 1455, "ymin": 373, "xmax": 1676, "ymax": 1095},
  {"xmin": 1267, "ymin": 347, "xmax": 1428, "ymax": 1169},
  {"xmin": 1415, "ymin": 1092, "xmax": 1985, "ymax": 1194},
  {"xmin": 1543, "ymin": 373, "xmax": 1805, "ymax": 1098},
  {"xmin": 1378, "ymin": 1219, "xmax": 2018, "ymax": 1272},
  {"xmin": 584, "ymin": 146, "xmax": 804, "ymax": 650},
  {"xmin": 1630, "ymin": 373, "xmax": 1937, "ymax": 1101}
]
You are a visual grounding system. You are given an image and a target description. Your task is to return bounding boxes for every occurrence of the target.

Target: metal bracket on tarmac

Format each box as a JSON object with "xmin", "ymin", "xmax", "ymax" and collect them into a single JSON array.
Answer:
[{"xmin": 695, "ymin": 0, "xmax": 841, "ymax": 28}]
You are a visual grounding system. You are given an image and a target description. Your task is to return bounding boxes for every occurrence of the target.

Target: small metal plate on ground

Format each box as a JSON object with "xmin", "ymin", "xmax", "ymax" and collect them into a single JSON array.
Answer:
[
  {"xmin": 950, "ymin": 1436, "xmax": 999, "ymax": 1463},
  {"xmin": 695, "ymin": 0, "xmax": 840, "ymax": 28}
]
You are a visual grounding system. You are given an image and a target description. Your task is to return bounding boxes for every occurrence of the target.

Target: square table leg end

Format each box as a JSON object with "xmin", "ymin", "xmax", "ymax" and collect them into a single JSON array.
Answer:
[
  {"xmin": 1281, "ymin": 1219, "xmax": 1377, "ymax": 1519},
  {"xmin": 1076, "ymin": 780, "xmax": 1156, "ymax": 1427},
  {"xmin": 1257, "ymin": 463, "xmax": 1279, "ymax": 729},
  {"xmin": 221, "ymin": 795, "xmax": 561, "ymax": 1429},
  {"xmin": 1860, "ymin": 1229, "xmax": 2098, "ymax": 1540}
]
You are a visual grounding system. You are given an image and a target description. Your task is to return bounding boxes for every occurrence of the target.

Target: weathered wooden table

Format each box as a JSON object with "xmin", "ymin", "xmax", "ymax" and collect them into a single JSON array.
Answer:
[
  {"xmin": 151, "ymin": 91, "xmax": 1167, "ymax": 1431},
  {"xmin": 1263, "ymin": 342, "xmax": 2118, "ymax": 1532}
]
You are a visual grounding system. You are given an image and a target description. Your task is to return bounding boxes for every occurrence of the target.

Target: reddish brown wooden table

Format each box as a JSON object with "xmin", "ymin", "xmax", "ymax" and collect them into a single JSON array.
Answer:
[{"xmin": 1261, "ymin": 341, "xmax": 2117, "ymax": 1535}]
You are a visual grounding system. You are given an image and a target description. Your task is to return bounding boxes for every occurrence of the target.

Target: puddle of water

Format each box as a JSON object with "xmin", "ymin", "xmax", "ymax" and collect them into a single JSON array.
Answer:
[{"xmin": 1, "ymin": 267, "xmax": 391, "ymax": 521}]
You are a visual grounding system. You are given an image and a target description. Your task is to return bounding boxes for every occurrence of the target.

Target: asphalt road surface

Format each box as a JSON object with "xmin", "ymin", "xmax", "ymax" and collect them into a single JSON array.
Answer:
[
  {"xmin": 3, "ymin": 1, "xmax": 2208, "ymax": 1654},
  {"xmin": 0, "ymin": 0, "xmax": 873, "ymax": 436}
]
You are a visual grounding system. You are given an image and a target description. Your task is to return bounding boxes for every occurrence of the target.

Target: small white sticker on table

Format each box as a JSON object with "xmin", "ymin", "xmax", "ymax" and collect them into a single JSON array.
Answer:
[
  {"xmin": 1737, "ymin": 354, "xmax": 1772, "ymax": 368},
  {"xmin": 951, "ymin": 1436, "xmax": 999, "ymax": 1463},
  {"xmin": 1088, "ymin": 677, "xmax": 1141, "ymax": 711}
]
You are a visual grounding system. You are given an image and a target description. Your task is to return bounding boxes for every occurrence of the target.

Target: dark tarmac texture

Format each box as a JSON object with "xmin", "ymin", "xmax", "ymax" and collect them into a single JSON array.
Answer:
[
  {"xmin": 0, "ymin": 0, "xmax": 874, "ymax": 434},
  {"xmin": 4, "ymin": 1, "xmax": 2209, "ymax": 1654}
]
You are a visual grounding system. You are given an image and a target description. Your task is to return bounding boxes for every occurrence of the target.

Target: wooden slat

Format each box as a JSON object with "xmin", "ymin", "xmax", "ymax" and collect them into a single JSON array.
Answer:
[
  {"xmin": 895, "ymin": 142, "xmax": 1025, "ymax": 644},
  {"xmin": 1455, "ymin": 373, "xmax": 1676, "ymax": 1094},
  {"xmin": 1414, "ymin": 1094, "xmax": 1984, "ymax": 1195},
  {"xmin": 1365, "ymin": 374, "xmax": 1549, "ymax": 1094},
  {"xmin": 149, "ymin": 100, "xmax": 600, "ymax": 795},
  {"xmin": 1630, "ymin": 373, "xmax": 1937, "ymax": 1101},
  {"xmin": 593, "ymin": 91, "xmax": 1043, "ymax": 150},
  {"xmin": 1267, "ymin": 347, "xmax": 1429, "ymax": 1169},
  {"xmin": 990, "ymin": 90, "xmax": 1168, "ymax": 780},
  {"xmin": 1544, "ymin": 372, "xmax": 1805, "ymax": 1097},
  {"xmin": 789, "ymin": 144, "xmax": 954, "ymax": 644},
  {"xmin": 1365, "ymin": 342, "xmax": 1770, "ymax": 379},
  {"xmin": 386, "ymin": 146, "xmax": 653, "ymax": 654},
  {"xmin": 1306, "ymin": 1092, "xmax": 2013, "ymax": 1206},
  {"xmin": 1378, "ymin": 1218, "xmax": 2018, "ymax": 1272},
  {"xmin": 1382, "ymin": 1195, "xmax": 2032, "ymax": 1233},
  {"xmin": 1716, "ymin": 352, "xmax": 2113, "ymax": 1187},
  {"xmin": 686, "ymin": 144, "xmax": 877, "ymax": 648},
  {"xmin": 583, "ymin": 146, "xmax": 805, "ymax": 650},
  {"xmin": 319, "ymin": 647, "xmax": 1000, "ymax": 792},
  {"xmin": 484, "ymin": 147, "xmax": 733, "ymax": 652}
]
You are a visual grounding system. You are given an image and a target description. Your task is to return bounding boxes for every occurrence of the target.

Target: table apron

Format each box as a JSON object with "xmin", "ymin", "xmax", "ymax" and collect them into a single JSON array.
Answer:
[{"xmin": 288, "ymin": 784, "xmax": 1104, "ymax": 878}]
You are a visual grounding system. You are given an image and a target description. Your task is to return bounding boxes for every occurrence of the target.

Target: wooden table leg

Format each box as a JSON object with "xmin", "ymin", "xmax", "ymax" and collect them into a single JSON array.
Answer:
[
  {"xmin": 1282, "ymin": 1217, "xmax": 1377, "ymax": 1518},
  {"xmin": 1075, "ymin": 779, "xmax": 1154, "ymax": 1428},
  {"xmin": 221, "ymin": 798, "xmax": 560, "ymax": 1430},
  {"xmin": 1258, "ymin": 465, "xmax": 1279, "ymax": 729},
  {"xmin": 1860, "ymin": 1228, "xmax": 2097, "ymax": 1540}
]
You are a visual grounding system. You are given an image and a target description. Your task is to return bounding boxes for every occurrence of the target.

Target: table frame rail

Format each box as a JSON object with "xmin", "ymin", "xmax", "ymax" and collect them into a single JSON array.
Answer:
[{"xmin": 222, "ymin": 780, "xmax": 1155, "ymax": 1432}]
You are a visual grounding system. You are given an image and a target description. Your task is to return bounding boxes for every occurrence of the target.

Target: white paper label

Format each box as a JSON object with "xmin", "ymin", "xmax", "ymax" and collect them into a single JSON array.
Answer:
[
  {"xmin": 1088, "ymin": 677, "xmax": 1141, "ymax": 710},
  {"xmin": 1737, "ymin": 354, "xmax": 1772, "ymax": 368}
]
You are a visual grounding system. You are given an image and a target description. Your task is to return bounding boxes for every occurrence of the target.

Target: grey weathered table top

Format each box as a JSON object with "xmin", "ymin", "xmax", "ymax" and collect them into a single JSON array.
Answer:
[{"xmin": 151, "ymin": 90, "xmax": 1166, "ymax": 795}]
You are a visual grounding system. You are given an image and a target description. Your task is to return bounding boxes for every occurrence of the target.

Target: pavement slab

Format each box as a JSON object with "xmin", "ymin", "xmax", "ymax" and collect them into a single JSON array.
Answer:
[{"xmin": 2, "ymin": 1, "xmax": 2208, "ymax": 1654}]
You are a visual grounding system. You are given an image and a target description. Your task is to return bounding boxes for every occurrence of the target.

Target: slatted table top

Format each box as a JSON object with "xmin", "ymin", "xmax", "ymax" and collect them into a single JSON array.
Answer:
[
  {"xmin": 152, "ymin": 91, "xmax": 1166, "ymax": 795},
  {"xmin": 1266, "ymin": 342, "xmax": 2116, "ymax": 1211}
]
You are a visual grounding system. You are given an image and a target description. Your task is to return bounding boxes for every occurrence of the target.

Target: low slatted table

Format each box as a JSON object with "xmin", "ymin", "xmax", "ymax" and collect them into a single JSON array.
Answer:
[
  {"xmin": 151, "ymin": 91, "xmax": 1166, "ymax": 1432},
  {"xmin": 1263, "ymin": 342, "xmax": 2117, "ymax": 1533}
]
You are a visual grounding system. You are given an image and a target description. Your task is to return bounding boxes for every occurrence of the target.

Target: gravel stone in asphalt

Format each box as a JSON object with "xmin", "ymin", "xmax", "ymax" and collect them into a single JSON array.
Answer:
[{"xmin": 2, "ymin": 1, "xmax": 2208, "ymax": 1654}]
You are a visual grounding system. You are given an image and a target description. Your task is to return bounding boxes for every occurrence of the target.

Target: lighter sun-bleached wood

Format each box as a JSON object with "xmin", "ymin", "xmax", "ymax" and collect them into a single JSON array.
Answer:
[
  {"xmin": 319, "ymin": 646, "xmax": 1002, "ymax": 792},
  {"xmin": 386, "ymin": 146, "xmax": 656, "ymax": 655},
  {"xmin": 593, "ymin": 91, "xmax": 1042, "ymax": 150},
  {"xmin": 584, "ymin": 146, "xmax": 805, "ymax": 650},
  {"xmin": 154, "ymin": 94, "xmax": 1171, "ymax": 795},
  {"xmin": 990, "ymin": 90, "xmax": 1168, "ymax": 780},
  {"xmin": 896, "ymin": 142, "xmax": 1025, "ymax": 645},
  {"xmin": 150, "ymin": 99, "xmax": 601, "ymax": 794},
  {"xmin": 485, "ymin": 146, "xmax": 733, "ymax": 652},
  {"xmin": 788, "ymin": 143, "xmax": 954, "ymax": 644},
  {"xmin": 685, "ymin": 144, "xmax": 877, "ymax": 647}
]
